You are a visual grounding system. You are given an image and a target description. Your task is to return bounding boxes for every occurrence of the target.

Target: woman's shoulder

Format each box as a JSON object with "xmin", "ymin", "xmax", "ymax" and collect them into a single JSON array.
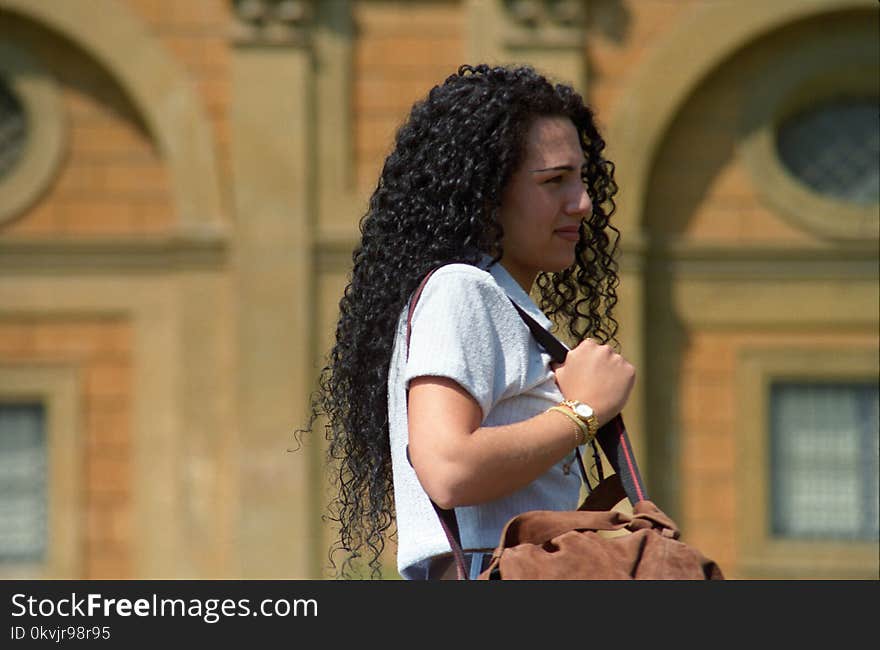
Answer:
[
  {"xmin": 413, "ymin": 263, "xmax": 513, "ymax": 324},
  {"xmin": 425, "ymin": 262, "xmax": 500, "ymax": 294}
]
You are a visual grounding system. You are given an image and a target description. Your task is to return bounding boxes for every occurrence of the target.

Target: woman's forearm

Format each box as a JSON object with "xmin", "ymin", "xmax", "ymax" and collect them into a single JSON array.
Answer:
[{"xmin": 444, "ymin": 409, "xmax": 582, "ymax": 506}]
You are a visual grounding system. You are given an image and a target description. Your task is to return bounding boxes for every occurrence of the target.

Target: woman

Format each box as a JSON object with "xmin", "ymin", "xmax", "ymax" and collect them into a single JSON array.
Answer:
[{"xmin": 307, "ymin": 64, "xmax": 635, "ymax": 579}]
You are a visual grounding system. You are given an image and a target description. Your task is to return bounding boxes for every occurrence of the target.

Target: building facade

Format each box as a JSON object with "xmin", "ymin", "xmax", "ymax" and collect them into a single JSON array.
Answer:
[{"xmin": 0, "ymin": 0, "xmax": 876, "ymax": 579}]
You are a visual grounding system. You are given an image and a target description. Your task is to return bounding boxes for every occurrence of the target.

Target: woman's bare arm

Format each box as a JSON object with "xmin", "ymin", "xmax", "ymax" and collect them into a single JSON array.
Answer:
[
  {"xmin": 407, "ymin": 338, "xmax": 635, "ymax": 508},
  {"xmin": 407, "ymin": 376, "xmax": 578, "ymax": 508}
]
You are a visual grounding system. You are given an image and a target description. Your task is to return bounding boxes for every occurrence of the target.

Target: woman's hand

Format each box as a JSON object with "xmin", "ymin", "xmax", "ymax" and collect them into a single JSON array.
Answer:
[{"xmin": 551, "ymin": 339, "xmax": 635, "ymax": 426}]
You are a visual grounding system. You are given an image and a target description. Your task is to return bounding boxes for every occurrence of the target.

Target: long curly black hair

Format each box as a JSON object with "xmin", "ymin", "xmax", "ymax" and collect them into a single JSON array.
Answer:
[{"xmin": 305, "ymin": 64, "xmax": 620, "ymax": 578}]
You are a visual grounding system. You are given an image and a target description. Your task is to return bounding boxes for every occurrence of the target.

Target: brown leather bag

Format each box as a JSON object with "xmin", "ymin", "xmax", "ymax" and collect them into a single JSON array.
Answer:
[
  {"xmin": 475, "ymin": 473, "xmax": 722, "ymax": 580},
  {"xmin": 407, "ymin": 268, "xmax": 724, "ymax": 581}
]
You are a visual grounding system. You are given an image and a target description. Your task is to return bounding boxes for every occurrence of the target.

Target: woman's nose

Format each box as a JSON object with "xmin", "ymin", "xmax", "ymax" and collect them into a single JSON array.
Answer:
[{"xmin": 566, "ymin": 186, "xmax": 592, "ymax": 217}]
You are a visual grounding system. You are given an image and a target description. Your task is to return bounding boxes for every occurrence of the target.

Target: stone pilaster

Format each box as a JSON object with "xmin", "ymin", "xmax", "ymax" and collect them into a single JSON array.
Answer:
[
  {"xmin": 467, "ymin": 0, "xmax": 588, "ymax": 90},
  {"xmin": 231, "ymin": 0, "xmax": 315, "ymax": 46},
  {"xmin": 230, "ymin": 0, "xmax": 317, "ymax": 578}
]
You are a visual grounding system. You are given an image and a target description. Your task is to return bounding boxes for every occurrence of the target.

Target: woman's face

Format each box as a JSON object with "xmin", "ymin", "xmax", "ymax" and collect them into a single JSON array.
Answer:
[{"xmin": 496, "ymin": 116, "xmax": 592, "ymax": 291}]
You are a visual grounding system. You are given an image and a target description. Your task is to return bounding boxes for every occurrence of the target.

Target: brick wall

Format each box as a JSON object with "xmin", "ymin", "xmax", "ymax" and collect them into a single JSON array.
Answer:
[
  {"xmin": 587, "ymin": 0, "xmax": 700, "ymax": 125},
  {"xmin": 1, "ymin": 1, "xmax": 233, "ymax": 238},
  {"xmin": 0, "ymin": 14, "xmax": 173, "ymax": 237},
  {"xmin": 679, "ymin": 329, "xmax": 877, "ymax": 576},
  {"xmin": 124, "ymin": 0, "xmax": 233, "ymax": 212},
  {"xmin": 0, "ymin": 319, "xmax": 133, "ymax": 578},
  {"xmin": 353, "ymin": 0, "xmax": 465, "ymax": 192},
  {"xmin": 644, "ymin": 19, "xmax": 817, "ymax": 244}
]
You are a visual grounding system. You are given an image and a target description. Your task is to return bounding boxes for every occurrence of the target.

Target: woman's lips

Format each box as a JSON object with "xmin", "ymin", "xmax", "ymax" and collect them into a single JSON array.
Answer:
[{"xmin": 554, "ymin": 227, "xmax": 580, "ymax": 241}]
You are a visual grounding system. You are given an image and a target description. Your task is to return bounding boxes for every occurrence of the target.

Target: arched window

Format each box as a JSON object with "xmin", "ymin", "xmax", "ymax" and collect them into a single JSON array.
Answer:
[
  {"xmin": 740, "ymin": 29, "xmax": 878, "ymax": 242},
  {"xmin": 776, "ymin": 98, "xmax": 879, "ymax": 206},
  {"xmin": 0, "ymin": 42, "xmax": 65, "ymax": 225}
]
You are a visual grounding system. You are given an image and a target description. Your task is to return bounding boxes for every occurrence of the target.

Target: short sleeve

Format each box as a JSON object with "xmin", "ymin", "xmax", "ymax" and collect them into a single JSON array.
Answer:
[{"xmin": 403, "ymin": 265, "xmax": 530, "ymax": 420}]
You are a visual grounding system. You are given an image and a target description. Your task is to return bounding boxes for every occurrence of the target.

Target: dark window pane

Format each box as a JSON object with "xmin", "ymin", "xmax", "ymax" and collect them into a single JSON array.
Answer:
[
  {"xmin": 777, "ymin": 98, "xmax": 880, "ymax": 205},
  {"xmin": 0, "ymin": 403, "xmax": 48, "ymax": 562},
  {"xmin": 771, "ymin": 382, "xmax": 879, "ymax": 541},
  {"xmin": 0, "ymin": 77, "xmax": 27, "ymax": 180}
]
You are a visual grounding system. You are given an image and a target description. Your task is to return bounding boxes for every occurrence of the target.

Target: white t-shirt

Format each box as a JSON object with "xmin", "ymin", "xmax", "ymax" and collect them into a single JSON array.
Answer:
[{"xmin": 387, "ymin": 258, "xmax": 583, "ymax": 579}]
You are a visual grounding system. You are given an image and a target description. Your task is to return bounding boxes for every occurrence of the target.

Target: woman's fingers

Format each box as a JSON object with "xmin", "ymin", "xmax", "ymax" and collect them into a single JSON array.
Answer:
[{"xmin": 552, "ymin": 337, "xmax": 636, "ymax": 426}]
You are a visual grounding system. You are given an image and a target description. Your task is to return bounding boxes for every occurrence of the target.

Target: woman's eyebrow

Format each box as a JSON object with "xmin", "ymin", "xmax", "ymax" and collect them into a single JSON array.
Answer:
[{"xmin": 529, "ymin": 164, "xmax": 576, "ymax": 173}]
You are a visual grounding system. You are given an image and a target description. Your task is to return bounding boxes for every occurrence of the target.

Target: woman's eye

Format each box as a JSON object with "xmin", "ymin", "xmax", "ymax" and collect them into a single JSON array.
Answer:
[{"xmin": 543, "ymin": 176, "xmax": 563, "ymax": 184}]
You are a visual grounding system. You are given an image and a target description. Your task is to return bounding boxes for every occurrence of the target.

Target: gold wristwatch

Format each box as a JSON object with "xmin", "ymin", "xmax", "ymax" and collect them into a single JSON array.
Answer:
[{"xmin": 560, "ymin": 400, "xmax": 599, "ymax": 441}]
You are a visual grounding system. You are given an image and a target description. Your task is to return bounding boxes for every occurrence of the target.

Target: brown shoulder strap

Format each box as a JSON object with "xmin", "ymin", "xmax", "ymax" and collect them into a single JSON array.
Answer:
[
  {"xmin": 404, "ymin": 265, "xmax": 649, "ymax": 579},
  {"xmin": 507, "ymin": 301, "xmax": 649, "ymax": 503},
  {"xmin": 405, "ymin": 268, "xmax": 468, "ymax": 580}
]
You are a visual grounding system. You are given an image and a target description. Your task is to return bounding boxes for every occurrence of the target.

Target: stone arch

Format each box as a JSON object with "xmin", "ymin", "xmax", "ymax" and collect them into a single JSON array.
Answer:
[
  {"xmin": 607, "ymin": 0, "xmax": 873, "ymax": 237},
  {"xmin": 0, "ymin": 0, "xmax": 224, "ymax": 232}
]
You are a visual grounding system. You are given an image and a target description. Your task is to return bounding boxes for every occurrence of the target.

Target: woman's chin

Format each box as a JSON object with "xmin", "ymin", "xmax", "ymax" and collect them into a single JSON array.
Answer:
[{"xmin": 546, "ymin": 252, "xmax": 577, "ymax": 274}]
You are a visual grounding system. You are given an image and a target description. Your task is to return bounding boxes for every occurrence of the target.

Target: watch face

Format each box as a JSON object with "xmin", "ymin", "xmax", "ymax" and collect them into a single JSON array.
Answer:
[{"xmin": 574, "ymin": 404, "xmax": 593, "ymax": 419}]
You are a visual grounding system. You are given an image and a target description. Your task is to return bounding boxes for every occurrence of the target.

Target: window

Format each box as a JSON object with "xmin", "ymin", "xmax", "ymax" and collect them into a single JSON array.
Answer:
[
  {"xmin": 738, "ymin": 27, "xmax": 878, "ymax": 242},
  {"xmin": 0, "ymin": 40, "xmax": 65, "ymax": 225},
  {"xmin": 738, "ymin": 347, "xmax": 878, "ymax": 578},
  {"xmin": 776, "ymin": 99, "xmax": 879, "ymax": 206},
  {"xmin": 0, "ymin": 77, "xmax": 28, "ymax": 181},
  {"xmin": 771, "ymin": 382, "xmax": 879, "ymax": 541},
  {"xmin": 0, "ymin": 403, "xmax": 48, "ymax": 563},
  {"xmin": 0, "ymin": 366, "xmax": 82, "ymax": 579}
]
